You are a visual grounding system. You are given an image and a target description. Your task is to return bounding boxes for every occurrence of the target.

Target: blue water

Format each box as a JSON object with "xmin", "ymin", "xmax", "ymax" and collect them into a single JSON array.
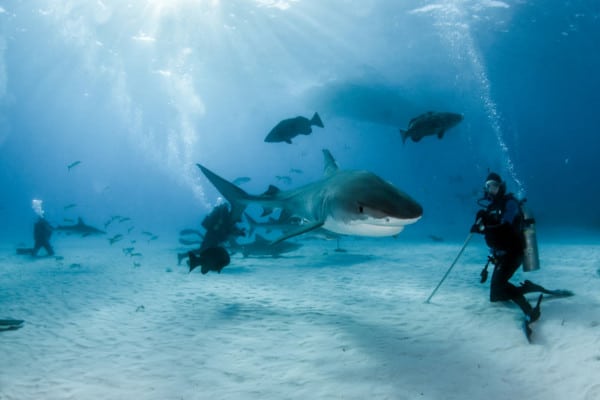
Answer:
[{"xmin": 0, "ymin": 1, "xmax": 599, "ymax": 243}]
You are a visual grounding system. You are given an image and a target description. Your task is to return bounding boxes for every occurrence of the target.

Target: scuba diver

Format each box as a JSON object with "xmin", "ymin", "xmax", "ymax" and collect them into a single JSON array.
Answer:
[
  {"xmin": 470, "ymin": 172, "xmax": 572, "ymax": 340},
  {"xmin": 17, "ymin": 199, "xmax": 55, "ymax": 257},
  {"xmin": 177, "ymin": 202, "xmax": 245, "ymax": 273},
  {"xmin": 199, "ymin": 203, "xmax": 245, "ymax": 251}
]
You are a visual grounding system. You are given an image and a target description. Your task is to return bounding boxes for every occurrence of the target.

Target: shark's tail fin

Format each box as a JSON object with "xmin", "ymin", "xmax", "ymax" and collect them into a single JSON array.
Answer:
[
  {"xmin": 197, "ymin": 164, "xmax": 252, "ymax": 223},
  {"xmin": 399, "ymin": 129, "xmax": 408, "ymax": 144},
  {"xmin": 311, "ymin": 112, "xmax": 324, "ymax": 128}
]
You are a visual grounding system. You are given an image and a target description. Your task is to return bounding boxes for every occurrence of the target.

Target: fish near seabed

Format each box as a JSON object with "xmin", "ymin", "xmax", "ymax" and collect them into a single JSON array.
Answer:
[
  {"xmin": 264, "ymin": 112, "xmax": 324, "ymax": 144},
  {"xmin": 188, "ymin": 246, "xmax": 231, "ymax": 274},
  {"xmin": 400, "ymin": 111, "xmax": 463, "ymax": 144}
]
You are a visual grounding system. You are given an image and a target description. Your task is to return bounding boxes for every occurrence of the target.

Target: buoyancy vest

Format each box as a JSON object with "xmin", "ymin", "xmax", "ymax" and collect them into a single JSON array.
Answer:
[{"xmin": 482, "ymin": 193, "xmax": 525, "ymax": 253}]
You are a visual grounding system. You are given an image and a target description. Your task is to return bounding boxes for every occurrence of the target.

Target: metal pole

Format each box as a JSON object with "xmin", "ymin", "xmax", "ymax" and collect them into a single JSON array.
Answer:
[{"xmin": 425, "ymin": 233, "xmax": 474, "ymax": 304}]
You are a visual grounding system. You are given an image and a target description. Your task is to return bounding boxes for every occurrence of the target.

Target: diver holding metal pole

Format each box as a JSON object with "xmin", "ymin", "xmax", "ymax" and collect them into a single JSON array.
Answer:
[
  {"xmin": 425, "ymin": 230, "xmax": 476, "ymax": 304},
  {"xmin": 468, "ymin": 172, "xmax": 572, "ymax": 341}
]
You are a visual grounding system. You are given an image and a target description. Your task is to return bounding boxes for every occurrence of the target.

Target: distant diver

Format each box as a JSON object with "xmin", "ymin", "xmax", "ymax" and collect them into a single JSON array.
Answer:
[
  {"xmin": 264, "ymin": 112, "xmax": 324, "ymax": 144},
  {"xmin": 177, "ymin": 203, "xmax": 246, "ymax": 268},
  {"xmin": 200, "ymin": 203, "xmax": 246, "ymax": 250},
  {"xmin": 470, "ymin": 172, "xmax": 573, "ymax": 342},
  {"xmin": 16, "ymin": 199, "xmax": 55, "ymax": 257},
  {"xmin": 400, "ymin": 111, "xmax": 463, "ymax": 143}
]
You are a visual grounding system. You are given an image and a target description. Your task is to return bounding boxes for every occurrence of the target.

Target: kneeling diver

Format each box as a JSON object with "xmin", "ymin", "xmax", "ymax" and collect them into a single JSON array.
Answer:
[{"xmin": 470, "ymin": 172, "xmax": 572, "ymax": 339}]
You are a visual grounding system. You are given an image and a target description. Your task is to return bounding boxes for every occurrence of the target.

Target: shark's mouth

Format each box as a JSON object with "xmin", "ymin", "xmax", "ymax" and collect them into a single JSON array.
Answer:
[{"xmin": 323, "ymin": 215, "xmax": 422, "ymax": 237}]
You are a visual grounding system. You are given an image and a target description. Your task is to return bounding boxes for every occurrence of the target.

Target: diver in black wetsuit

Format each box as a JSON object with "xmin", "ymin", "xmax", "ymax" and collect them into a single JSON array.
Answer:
[
  {"xmin": 177, "ymin": 203, "xmax": 245, "ymax": 272},
  {"xmin": 470, "ymin": 173, "xmax": 546, "ymax": 327},
  {"xmin": 17, "ymin": 217, "xmax": 55, "ymax": 257},
  {"xmin": 199, "ymin": 203, "xmax": 245, "ymax": 251}
]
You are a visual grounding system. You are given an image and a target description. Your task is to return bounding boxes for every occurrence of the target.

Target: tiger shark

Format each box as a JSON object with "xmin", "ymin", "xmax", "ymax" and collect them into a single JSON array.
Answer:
[{"xmin": 196, "ymin": 149, "xmax": 423, "ymax": 243}]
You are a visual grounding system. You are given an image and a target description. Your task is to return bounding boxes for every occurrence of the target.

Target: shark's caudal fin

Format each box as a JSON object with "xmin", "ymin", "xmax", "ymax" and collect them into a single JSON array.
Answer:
[
  {"xmin": 311, "ymin": 112, "xmax": 324, "ymax": 128},
  {"xmin": 197, "ymin": 164, "xmax": 252, "ymax": 222}
]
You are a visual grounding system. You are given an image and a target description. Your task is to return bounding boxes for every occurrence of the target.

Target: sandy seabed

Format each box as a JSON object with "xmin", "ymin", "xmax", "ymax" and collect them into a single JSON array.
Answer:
[{"xmin": 1, "ymin": 235, "xmax": 599, "ymax": 400}]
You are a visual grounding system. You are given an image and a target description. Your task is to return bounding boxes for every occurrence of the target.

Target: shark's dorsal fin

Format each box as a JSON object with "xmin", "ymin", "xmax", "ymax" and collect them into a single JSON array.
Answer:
[
  {"xmin": 77, "ymin": 217, "xmax": 85, "ymax": 225},
  {"xmin": 263, "ymin": 185, "xmax": 280, "ymax": 197},
  {"xmin": 271, "ymin": 220, "xmax": 325, "ymax": 245},
  {"xmin": 322, "ymin": 149, "xmax": 339, "ymax": 177},
  {"xmin": 254, "ymin": 234, "xmax": 269, "ymax": 243}
]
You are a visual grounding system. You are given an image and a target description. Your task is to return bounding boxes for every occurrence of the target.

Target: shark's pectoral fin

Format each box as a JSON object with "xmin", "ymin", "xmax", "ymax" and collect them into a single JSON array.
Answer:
[
  {"xmin": 271, "ymin": 221, "xmax": 325, "ymax": 245},
  {"xmin": 285, "ymin": 139, "xmax": 292, "ymax": 144},
  {"xmin": 438, "ymin": 129, "xmax": 446, "ymax": 139},
  {"xmin": 261, "ymin": 208, "xmax": 275, "ymax": 217}
]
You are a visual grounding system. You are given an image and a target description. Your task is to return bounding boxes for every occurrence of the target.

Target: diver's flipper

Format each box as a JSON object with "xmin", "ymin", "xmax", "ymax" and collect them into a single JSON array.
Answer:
[
  {"xmin": 521, "ymin": 280, "xmax": 574, "ymax": 297},
  {"xmin": 524, "ymin": 319, "xmax": 533, "ymax": 343},
  {"xmin": 16, "ymin": 248, "xmax": 34, "ymax": 255},
  {"xmin": 546, "ymin": 289, "xmax": 575, "ymax": 298},
  {"xmin": 271, "ymin": 221, "xmax": 325, "ymax": 245},
  {"xmin": 524, "ymin": 294, "xmax": 543, "ymax": 343}
]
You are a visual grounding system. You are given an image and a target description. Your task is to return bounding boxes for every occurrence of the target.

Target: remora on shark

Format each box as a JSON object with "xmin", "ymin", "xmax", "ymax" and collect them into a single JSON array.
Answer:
[{"xmin": 196, "ymin": 149, "xmax": 423, "ymax": 243}]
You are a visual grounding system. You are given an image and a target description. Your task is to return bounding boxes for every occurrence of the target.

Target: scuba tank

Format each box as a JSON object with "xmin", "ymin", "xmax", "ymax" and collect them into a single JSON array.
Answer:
[{"xmin": 520, "ymin": 201, "xmax": 540, "ymax": 271}]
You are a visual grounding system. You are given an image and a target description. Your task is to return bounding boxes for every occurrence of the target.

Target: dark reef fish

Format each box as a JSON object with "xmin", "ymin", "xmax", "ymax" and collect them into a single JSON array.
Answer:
[
  {"xmin": 264, "ymin": 112, "xmax": 324, "ymax": 144},
  {"xmin": 0, "ymin": 319, "xmax": 24, "ymax": 331},
  {"xmin": 67, "ymin": 160, "xmax": 82, "ymax": 171},
  {"xmin": 108, "ymin": 234, "xmax": 123, "ymax": 245},
  {"xmin": 400, "ymin": 111, "xmax": 463, "ymax": 143},
  {"xmin": 188, "ymin": 246, "xmax": 231, "ymax": 274}
]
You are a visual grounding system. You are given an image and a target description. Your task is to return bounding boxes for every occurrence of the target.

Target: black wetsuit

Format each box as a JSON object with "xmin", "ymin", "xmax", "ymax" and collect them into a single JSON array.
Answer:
[
  {"xmin": 32, "ymin": 217, "xmax": 54, "ymax": 256},
  {"xmin": 477, "ymin": 193, "xmax": 536, "ymax": 316},
  {"xmin": 200, "ymin": 204, "xmax": 244, "ymax": 250}
]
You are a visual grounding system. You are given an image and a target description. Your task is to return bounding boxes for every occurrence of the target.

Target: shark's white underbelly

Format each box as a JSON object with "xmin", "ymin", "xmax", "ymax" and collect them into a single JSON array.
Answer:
[{"xmin": 323, "ymin": 216, "xmax": 421, "ymax": 237}]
